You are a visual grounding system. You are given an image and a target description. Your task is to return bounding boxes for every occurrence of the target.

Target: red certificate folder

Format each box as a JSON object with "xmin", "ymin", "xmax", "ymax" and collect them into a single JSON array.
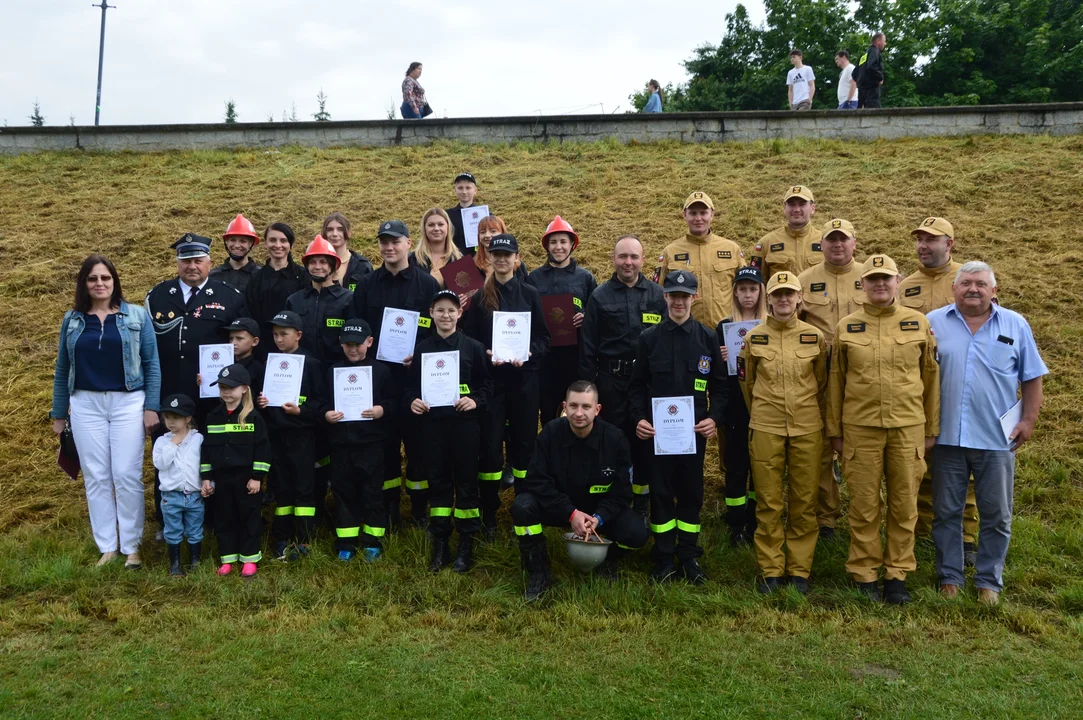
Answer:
[
  {"xmin": 440, "ymin": 256, "xmax": 485, "ymax": 295},
  {"xmin": 542, "ymin": 294, "xmax": 577, "ymax": 347}
]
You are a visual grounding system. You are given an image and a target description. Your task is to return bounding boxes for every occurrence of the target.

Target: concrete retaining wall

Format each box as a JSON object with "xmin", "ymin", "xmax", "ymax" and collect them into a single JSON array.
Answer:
[{"xmin": 2, "ymin": 103, "xmax": 1081, "ymax": 155}]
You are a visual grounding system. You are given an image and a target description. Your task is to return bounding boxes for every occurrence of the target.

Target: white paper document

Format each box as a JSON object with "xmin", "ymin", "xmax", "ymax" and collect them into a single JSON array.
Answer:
[
  {"xmin": 1000, "ymin": 399, "xmax": 1023, "ymax": 446},
  {"xmin": 333, "ymin": 366, "xmax": 373, "ymax": 422},
  {"xmin": 421, "ymin": 351, "xmax": 460, "ymax": 408},
  {"xmin": 198, "ymin": 343, "xmax": 234, "ymax": 398},
  {"xmin": 491, "ymin": 311, "xmax": 531, "ymax": 363},
  {"xmin": 377, "ymin": 307, "xmax": 420, "ymax": 364},
  {"xmin": 461, "ymin": 205, "xmax": 490, "ymax": 249},
  {"xmin": 263, "ymin": 353, "xmax": 304, "ymax": 407},
  {"xmin": 652, "ymin": 396, "xmax": 697, "ymax": 456},
  {"xmin": 722, "ymin": 320, "xmax": 761, "ymax": 376}
]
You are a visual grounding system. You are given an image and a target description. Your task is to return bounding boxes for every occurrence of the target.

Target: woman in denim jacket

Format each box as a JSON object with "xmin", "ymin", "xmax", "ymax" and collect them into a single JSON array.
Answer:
[{"xmin": 51, "ymin": 255, "xmax": 162, "ymax": 569}]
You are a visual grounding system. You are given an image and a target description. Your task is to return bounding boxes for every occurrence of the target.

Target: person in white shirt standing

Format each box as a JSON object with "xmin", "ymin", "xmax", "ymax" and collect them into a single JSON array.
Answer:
[
  {"xmin": 835, "ymin": 50, "xmax": 859, "ymax": 109},
  {"xmin": 787, "ymin": 49, "xmax": 816, "ymax": 110},
  {"xmin": 153, "ymin": 393, "xmax": 205, "ymax": 577}
]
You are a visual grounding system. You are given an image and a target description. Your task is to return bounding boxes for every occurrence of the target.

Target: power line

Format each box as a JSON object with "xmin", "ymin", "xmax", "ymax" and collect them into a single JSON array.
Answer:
[{"xmin": 92, "ymin": 0, "xmax": 115, "ymax": 126}]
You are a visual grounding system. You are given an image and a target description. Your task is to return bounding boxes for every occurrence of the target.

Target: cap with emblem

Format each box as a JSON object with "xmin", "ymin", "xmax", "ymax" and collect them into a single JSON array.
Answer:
[
  {"xmin": 488, "ymin": 233, "xmax": 519, "ymax": 254},
  {"xmin": 339, "ymin": 318, "xmax": 372, "ymax": 343},
  {"xmin": 682, "ymin": 191, "xmax": 715, "ymax": 210},
  {"xmin": 453, "ymin": 172, "xmax": 477, "ymax": 185},
  {"xmin": 821, "ymin": 218, "xmax": 855, "ymax": 240},
  {"xmin": 662, "ymin": 270, "xmax": 698, "ymax": 294},
  {"xmin": 733, "ymin": 266, "xmax": 765, "ymax": 285},
  {"xmin": 161, "ymin": 393, "xmax": 196, "ymax": 417},
  {"xmin": 431, "ymin": 289, "xmax": 462, "ymax": 307},
  {"xmin": 376, "ymin": 220, "xmax": 410, "ymax": 239},
  {"xmin": 784, "ymin": 185, "xmax": 815, "ymax": 202},
  {"xmin": 220, "ymin": 317, "xmax": 260, "ymax": 338},
  {"xmin": 270, "ymin": 311, "xmax": 303, "ymax": 330},
  {"xmin": 210, "ymin": 363, "xmax": 252, "ymax": 388},
  {"xmin": 171, "ymin": 233, "xmax": 212, "ymax": 260},
  {"xmin": 861, "ymin": 254, "xmax": 900, "ymax": 278},
  {"xmin": 911, "ymin": 217, "xmax": 954, "ymax": 238},
  {"xmin": 767, "ymin": 271, "xmax": 803, "ymax": 294}
]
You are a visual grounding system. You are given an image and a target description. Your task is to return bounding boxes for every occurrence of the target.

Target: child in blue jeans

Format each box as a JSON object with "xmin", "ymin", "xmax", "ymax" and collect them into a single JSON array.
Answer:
[{"xmin": 152, "ymin": 394, "xmax": 205, "ymax": 577}]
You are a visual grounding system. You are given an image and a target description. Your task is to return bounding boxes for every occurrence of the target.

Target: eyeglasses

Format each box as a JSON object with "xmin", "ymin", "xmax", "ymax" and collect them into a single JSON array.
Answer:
[{"xmin": 87, "ymin": 275, "xmax": 112, "ymax": 283}]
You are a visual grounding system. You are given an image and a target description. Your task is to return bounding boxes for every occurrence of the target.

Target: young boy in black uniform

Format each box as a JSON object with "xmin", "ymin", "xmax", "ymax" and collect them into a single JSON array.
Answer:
[
  {"xmin": 323, "ymin": 318, "xmax": 395, "ymax": 563},
  {"xmin": 220, "ymin": 318, "xmax": 265, "ymax": 394},
  {"xmin": 407, "ymin": 290, "xmax": 492, "ymax": 573},
  {"xmin": 511, "ymin": 380, "xmax": 649, "ymax": 601},
  {"xmin": 257, "ymin": 311, "xmax": 325, "ymax": 560},
  {"xmin": 630, "ymin": 271, "xmax": 727, "ymax": 585}
]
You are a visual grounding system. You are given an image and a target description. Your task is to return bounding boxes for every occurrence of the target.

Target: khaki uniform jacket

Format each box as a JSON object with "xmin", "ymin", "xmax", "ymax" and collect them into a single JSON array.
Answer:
[
  {"xmin": 798, "ymin": 259, "xmax": 866, "ymax": 344},
  {"xmin": 738, "ymin": 315, "xmax": 828, "ymax": 437},
  {"xmin": 827, "ymin": 302, "xmax": 940, "ymax": 437},
  {"xmin": 749, "ymin": 223, "xmax": 823, "ymax": 278},
  {"xmin": 660, "ymin": 233, "xmax": 745, "ymax": 328},
  {"xmin": 898, "ymin": 259, "xmax": 961, "ymax": 315}
]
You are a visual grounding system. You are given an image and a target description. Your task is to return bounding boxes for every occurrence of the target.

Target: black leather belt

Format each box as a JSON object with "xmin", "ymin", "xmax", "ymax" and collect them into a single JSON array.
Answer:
[{"xmin": 600, "ymin": 358, "xmax": 635, "ymax": 377}]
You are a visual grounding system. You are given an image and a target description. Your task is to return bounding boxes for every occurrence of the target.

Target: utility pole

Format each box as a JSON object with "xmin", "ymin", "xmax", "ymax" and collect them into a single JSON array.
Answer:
[{"xmin": 93, "ymin": 0, "xmax": 114, "ymax": 126}]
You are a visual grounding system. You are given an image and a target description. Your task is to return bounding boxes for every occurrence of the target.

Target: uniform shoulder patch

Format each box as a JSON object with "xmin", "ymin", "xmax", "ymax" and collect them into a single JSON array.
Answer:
[
  {"xmin": 770, "ymin": 243, "xmax": 785, "ymax": 252},
  {"xmin": 754, "ymin": 244, "xmax": 763, "ymax": 252},
  {"xmin": 750, "ymin": 334, "xmax": 769, "ymax": 345},
  {"xmin": 904, "ymin": 286, "xmax": 922, "ymax": 297},
  {"xmin": 717, "ymin": 250, "xmax": 731, "ymax": 259},
  {"xmin": 799, "ymin": 333, "xmax": 818, "ymax": 344},
  {"xmin": 810, "ymin": 282, "xmax": 826, "ymax": 292},
  {"xmin": 847, "ymin": 322, "xmax": 866, "ymax": 333},
  {"xmin": 674, "ymin": 253, "xmax": 690, "ymax": 262},
  {"xmin": 899, "ymin": 320, "xmax": 920, "ymax": 331}
]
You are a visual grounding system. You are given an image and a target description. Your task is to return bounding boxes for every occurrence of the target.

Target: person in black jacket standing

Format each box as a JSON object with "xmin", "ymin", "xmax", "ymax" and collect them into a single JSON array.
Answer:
[
  {"xmin": 209, "ymin": 214, "xmax": 262, "ymax": 293},
  {"xmin": 856, "ymin": 32, "xmax": 886, "ymax": 108},
  {"xmin": 512, "ymin": 381, "xmax": 650, "ymax": 601},
  {"xmin": 323, "ymin": 212, "xmax": 375, "ymax": 292},
  {"xmin": 286, "ymin": 235, "xmax": 353, "ymax": 368},
  {"xmin": 446, "ymin": 172, "xmax": 481, "ymax": 257},
  {"xmin": 529, "ymin": 216, "xmax": 597, "ymax": 425},
  {"xmin": 245, "ymin": 223, "xmax": 307, "ymax": 362},
  {"xmin": 630, "ymin": 270, "xmax": 726, "ymax": 585},
  {"xmin": 408, "ymin": 290, "xmax": 492, "ymax": 573}
]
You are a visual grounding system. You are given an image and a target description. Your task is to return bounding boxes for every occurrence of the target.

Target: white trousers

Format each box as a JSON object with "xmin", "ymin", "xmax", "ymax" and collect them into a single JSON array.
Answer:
[{"xmin": 69, "ymin": 390, "xmax": 147, "ymax": 554}]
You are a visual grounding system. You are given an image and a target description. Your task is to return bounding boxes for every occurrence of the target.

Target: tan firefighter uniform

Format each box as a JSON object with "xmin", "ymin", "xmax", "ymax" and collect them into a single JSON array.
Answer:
[
  {"xmin": 798, "ymin": 218, "xmax": 867, "ymax": 530},
  {"xmin": 749, "ymin": 185, "xmax": 823, "ymax": 278},
  {"xmin": 828, "ymin": 255, "xmax": 940, "ymax": 584},
  {"xmin": 739, "ymin": 272, "xmax": 828, "ymax": 580},
  {"xmin": 899, "ymin": 216, "xmax": 977, "ymax": 542},
  {"xmin": 661, "ymin": 192, "xmax": 745, "ymax": 328}
]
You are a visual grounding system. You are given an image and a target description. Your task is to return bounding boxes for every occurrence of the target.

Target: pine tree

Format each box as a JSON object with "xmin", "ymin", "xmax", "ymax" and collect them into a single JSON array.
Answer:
[
  {"xmin": 224, "ymin": 99, "xmax": 238, "ymax": 123},
  {"xmin": 313, "ymin": 89, "xmax": 331, "ymax": 122},
  {"xmin": 289, "ymin": 103, "xmax": 299, "ymax": 122},
  {"xmin": 29, "ymin": 100, "xmax": 45, "ymax": 127}
]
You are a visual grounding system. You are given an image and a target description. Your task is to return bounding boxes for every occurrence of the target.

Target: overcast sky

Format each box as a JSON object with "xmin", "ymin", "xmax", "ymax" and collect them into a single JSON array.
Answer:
[{"xmin": 1, "ymin": 0, "xmax": 764, "ymax": 126}]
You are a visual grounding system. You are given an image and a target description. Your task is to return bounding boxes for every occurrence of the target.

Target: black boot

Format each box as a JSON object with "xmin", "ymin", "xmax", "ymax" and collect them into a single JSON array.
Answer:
[
  {"xmin": 167, "ymin": 543, "xmax": 185, "ymax": 577},
  {"xmin": 481, "ymin": 504, "xmax": 498, "ymax": 544},
  {"xmin": 188, "ymin": 541, "xmax": 202, "ymax": 570},
  {"xmin": 429, "ymin": 534, "xmax": 451, "ymax": 572},
  {"xmin": 521, "ymin": 542, "xmax": 552, "ymax": 602},
  {"xmin": 633, "ymin": 494, "xmax": 650, "ymax": 523},
  {"xmin": 452, "ymin": 533, "xmax": 475, "ymax": 574}
]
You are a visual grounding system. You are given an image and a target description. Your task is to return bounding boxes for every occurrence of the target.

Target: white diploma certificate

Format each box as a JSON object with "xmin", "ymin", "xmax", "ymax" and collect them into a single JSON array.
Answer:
[
  {"xmin": 461, "ymin": 205, "xmax": 490, "ymax": 249},
  {"xmin": 421, "ymin": 351, "xmax": 460, "ymax": 408},
  {"xmin": 333, "ymin": 366, "xmax": 373, "ymax": 422},
  {"xmin": 376, "ymin": 307, "xmax": 420, "ymax": 364},
  {"xmin": 198, "ymin": 343, "xmax": 234, "ymax": 398},
  {"xmin": 723, "ymin": 320, "xmax": 761, "ymax": 376},
  {"xmin": 263, "ymin": 353, "xmax": 304, "ymax": 407},
  {"xmin": 491, "ymin": 311, "xmax": 531, "ymax": 363},
  {"xmin": 1000, "ymin": 399, "xmax": 1023, "ymax": 446},
  {"xmin": 652, "ymin": 396, "xmax": 697, "ymax": 456}
]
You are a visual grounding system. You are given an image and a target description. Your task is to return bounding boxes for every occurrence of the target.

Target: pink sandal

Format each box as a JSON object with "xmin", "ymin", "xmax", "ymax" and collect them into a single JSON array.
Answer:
[
  {"xmin": 241, "ymin": 562, "xmax": 258, "ymax": 577},
  {"xmin": 217, "ymin": 563, "xmax": 233, "ymax": 576}
]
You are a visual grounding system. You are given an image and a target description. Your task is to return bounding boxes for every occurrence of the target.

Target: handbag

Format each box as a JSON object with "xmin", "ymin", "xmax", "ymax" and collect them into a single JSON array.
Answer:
[
  {"xmin": 421, "ymin": 103, "xmax": 433, "ymax": 118},
  {"xmin": 58, "ymin": 420, "xmax": 80, "ymax": 481}
]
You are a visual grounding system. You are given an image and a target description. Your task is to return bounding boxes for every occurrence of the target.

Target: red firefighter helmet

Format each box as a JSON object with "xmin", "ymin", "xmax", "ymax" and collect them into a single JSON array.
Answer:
[
  {"xmin": 223, "ymin": 213, "xmax": 260, "ymax": 244},
  {"xmin": 542, "ymin": 215, "xmax": 579, "ymax": 251},
  {"xmin": 302, "ymin": 235, "xmax": 340, "ymax": 269}
]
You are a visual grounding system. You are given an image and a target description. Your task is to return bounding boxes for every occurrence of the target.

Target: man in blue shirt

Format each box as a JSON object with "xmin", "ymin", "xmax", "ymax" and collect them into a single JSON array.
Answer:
[{"xmin": 927, "ymin": 261, "xmax": 1047, "ymax": 605}]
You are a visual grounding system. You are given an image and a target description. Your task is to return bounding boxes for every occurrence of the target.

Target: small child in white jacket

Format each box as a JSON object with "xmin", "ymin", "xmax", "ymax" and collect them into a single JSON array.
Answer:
[{"xmin": 153, "ymin": 394, "xmax": 205, "ymax": 577}]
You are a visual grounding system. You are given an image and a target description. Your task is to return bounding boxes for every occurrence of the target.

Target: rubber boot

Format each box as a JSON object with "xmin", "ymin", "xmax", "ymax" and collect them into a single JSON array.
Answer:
[
  {"xmin": 452, "ymin": 533, "xmax": 475, "ymax": 573},
  {"xmin": 167, "ymin": 543, "xmax": 185, "ymax": 577},
  {"xmin": 429, "ymin": 534, "xmax": 451, "ymax": 572},
  {"xmin": 188, "ymin": 541, "xmax": 202, "ymax": 570},
  {"xmin": 521, "ymin": 541, "xmax": 552, "ymax": 602}
]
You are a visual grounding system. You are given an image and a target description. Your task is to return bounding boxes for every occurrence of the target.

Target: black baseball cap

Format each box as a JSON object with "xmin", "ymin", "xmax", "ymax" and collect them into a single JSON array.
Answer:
[
  {"xmin": 377, "ymin": 220, "xmax": 410, "ymax": 239},
  {"xmin": 220, "ymin": 317, "xmax": 260, "ymax": 337},
  {"xmin": 733, "ymin": 266, "xmax": 765, "ymax": 285},
  {"xmin": 270, "ymin": 311, "xmax": 303, "ymax": 330},
  {"xmin": 663, "ymin": 270, "xmax": 698, "ymax": 294},
  {"xmin": 210, "ymin": 363, "xmax": 252, "ymax": 388},
  {"xmin": 340, "ymin": 318, "xmax": 372, "ymax": 343},
  {"xmin": 488, "ymin": 233, "xmax": 519, "ymax": 254},
  {"xmin": 431, "ymin": 289, "xmax": 461, "ymax": 307},
  {"xmin": 161, "ymin": 393, "xmax": 196, "ymax": 417},
  {"xmin": 453, "ymin": 172, "xmax": 477, "ymax": 185}
]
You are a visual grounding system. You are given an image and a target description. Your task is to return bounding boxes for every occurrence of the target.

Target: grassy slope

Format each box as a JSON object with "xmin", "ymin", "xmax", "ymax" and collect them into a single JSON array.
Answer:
[{"xmin": 1, "ymin": 136, "xmax": 1082, "ymax": 717}]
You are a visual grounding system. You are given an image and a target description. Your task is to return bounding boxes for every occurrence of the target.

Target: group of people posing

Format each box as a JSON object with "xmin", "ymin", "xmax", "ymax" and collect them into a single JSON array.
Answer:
[{"xmin": 50, "ymin": 173, "xmax": 1046, "ymax": 605}]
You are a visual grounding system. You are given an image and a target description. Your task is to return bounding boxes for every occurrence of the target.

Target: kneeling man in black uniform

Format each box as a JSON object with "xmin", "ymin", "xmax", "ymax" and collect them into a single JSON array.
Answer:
[{"xmin": 511, "ymin": 380, "xmax": 650, "ymax": 601}]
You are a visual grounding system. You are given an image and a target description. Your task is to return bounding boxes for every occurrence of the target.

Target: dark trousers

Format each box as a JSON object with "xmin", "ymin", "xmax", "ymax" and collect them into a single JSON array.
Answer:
[
  {"xmin": 426, "ymin": 415, "xmax": 482, "ymax": 538},
  {"xmin": 858, "ymin": 86, "xmax": 881, "ymax": 108},
  {"xmin": 539, "ymin": 345, "xmax": 578, "ymax": 426},
  {"xmin": 383, "ymin": 406, "xmax": 427, "ymax": 521},
  {"xmin": 723, "ymin": 415, "xmax": 756, "ymax": 533},
  {"xmin": 314, "ymin": 436, "xmax": 332, "ymax": 523},
  {"xmin": 330, "ymin": 442, "xmax": 386, "ymax": 552},
  {"xmin": 269, "ymin": 428, "xmax": 316, "ymax": 545},
  {"xmin": 213, "ymin": 470, "xmax": 263, "ymax": 563},
  {"xmin": 511, "ymin": 491, "xmax": 649, "ymax": 550},
  {"xmin": 596, "ymin": 369, "xmax": 653, "ymax": 498},
  {"xmin": 650, "ymin": 435, "xmax": 707, "ymax": 561},
  {"xmin": 479, "ymin": 370, "xmax": 540, "ymax": 525}
]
